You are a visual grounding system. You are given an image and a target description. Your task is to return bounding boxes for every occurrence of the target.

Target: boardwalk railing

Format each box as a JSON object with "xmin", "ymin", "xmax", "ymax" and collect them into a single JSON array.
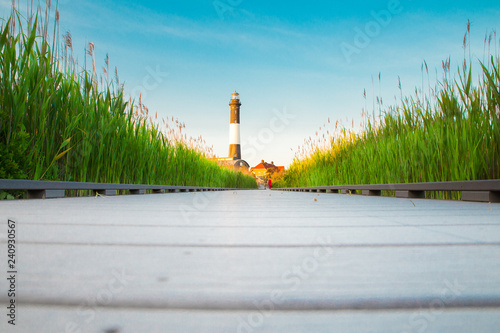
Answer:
[
  {"xmin": 3, "ymin": 179, "xmax": 499, "ymax": 202},
  {"xmin": 0, "ymin": 179, "xmax": 241, "ymax": 199},
  {"xmin": 275, "ymin": 180, "xmax": 500, "ymax": 203}
]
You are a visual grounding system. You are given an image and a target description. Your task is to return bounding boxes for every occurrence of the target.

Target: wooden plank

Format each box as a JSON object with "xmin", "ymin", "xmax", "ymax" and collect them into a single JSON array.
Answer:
[
  {"xmin": 7, "ymin": 244, "xmax": 500, "ymax": 306},
  {"xmin": 7, "ymin": 306, "xmax": 500, "ymax": 333},
  {"xmin": 13, "ymin": 224, "xmax": 500, "ymax": 246},
  {"xmin": 2, "ymin": 191, "xmax": 499, "ymax": 226}
]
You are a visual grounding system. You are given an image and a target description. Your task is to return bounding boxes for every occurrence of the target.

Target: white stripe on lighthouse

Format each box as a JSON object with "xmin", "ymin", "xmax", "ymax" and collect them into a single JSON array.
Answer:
[{"xmin": 229, "ymin": 123, "xmax": 240, "ymax": 145}]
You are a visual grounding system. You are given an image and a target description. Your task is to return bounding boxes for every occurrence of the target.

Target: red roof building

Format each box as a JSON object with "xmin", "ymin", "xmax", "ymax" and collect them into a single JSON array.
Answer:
[{"xmin": 250, "ymin": 160, "xmax": 284, "ymax": 179}]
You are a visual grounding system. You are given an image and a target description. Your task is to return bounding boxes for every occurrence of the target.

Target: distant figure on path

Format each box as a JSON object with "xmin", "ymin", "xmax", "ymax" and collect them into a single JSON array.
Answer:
[{"xmin": 268, "ymin": 179, "xmax": 272, "ymax": 190}]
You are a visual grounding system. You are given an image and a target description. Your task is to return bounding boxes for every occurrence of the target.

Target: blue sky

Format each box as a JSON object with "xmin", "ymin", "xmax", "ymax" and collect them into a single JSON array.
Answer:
[{"xmin": 2, "ymin": 0, "xmax": 500, "ymax": 167}]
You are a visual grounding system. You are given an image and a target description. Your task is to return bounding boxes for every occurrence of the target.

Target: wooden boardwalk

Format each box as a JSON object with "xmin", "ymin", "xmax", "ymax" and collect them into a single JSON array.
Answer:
[{"xmin": 1, "ymin": 189, "xmax": 500, "ymax": 332}]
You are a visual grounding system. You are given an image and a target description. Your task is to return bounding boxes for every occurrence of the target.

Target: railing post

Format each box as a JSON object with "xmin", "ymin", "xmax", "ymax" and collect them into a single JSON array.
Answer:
[
  {"xmin": 396, "ymin": 191, "xmax": 425, "ymax": 199},
  {"xmin": 93, "ymin": 189, "xmax": 117, "ymax": 196},
  {"xmin": 462, "ymin": 191, "xmax": 500, "ymax": 203},
  {"xmin": 129, "ymin": 189, "xmax": 145, "ymax": 195},
  {"xmin": 363, "ymin": 190, "xmax": 381, "ymax": 196},
  {"xmin": 27, "ymin": 190, "xmax": 65, "ymax": 199},
  {"xmin": 341, "ymin": 189, "xmax": 356, "ymax": 195}
]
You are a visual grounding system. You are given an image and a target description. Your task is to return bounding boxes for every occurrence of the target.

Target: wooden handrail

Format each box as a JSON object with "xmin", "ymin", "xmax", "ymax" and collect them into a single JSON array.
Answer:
[
  {"xmin": 2, "ymin": 179, "xmax": 499, "ymax": 202},
  {"xmin": 274, "ymin": 180, "xmax": 500, "ymax": 203},
  {"xmin": 0, "ymin": 179, "xmax": 243, "ymax": 199}
]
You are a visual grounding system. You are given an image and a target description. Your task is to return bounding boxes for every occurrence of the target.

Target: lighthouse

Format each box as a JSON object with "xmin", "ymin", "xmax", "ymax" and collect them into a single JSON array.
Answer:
[
  {"xmin": 216, "ymin": 91, "xmax": 249, "ymax": 170},
  {"xmin": 229, "ymin": 91, "xmax": 241, "ymax": 160}
]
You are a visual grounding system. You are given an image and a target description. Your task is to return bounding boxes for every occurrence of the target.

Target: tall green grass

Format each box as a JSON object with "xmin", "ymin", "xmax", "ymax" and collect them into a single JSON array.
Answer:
[
  {"xmin": 277, "ymin": 29, "xmax": 500, "ymax": 196},
  {"xmin": 0, "ymin": 7, "xmax": 256, "ymax": 195}
]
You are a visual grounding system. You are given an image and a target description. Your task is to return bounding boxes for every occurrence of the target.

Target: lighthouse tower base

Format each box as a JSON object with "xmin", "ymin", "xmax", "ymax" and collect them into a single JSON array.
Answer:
[
  {"xmin": 229, "ymin": 144, "xmax": 241, "ymax": 160},
  {"xmin": 215, "ymin": 157, "xmax": 250, "ymax": 171}
]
